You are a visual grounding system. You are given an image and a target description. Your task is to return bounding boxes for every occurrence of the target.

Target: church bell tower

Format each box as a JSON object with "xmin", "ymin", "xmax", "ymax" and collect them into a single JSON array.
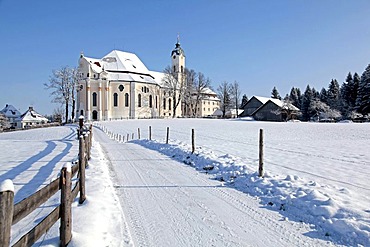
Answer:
[{"xmin": 171, "ymin": 35, "xmax": 185, "ymax": 81}]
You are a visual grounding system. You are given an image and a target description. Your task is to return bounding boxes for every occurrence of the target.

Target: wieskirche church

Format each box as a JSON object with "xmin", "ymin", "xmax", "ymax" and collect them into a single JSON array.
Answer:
[{"xmin": 77, "ymin": 38, "xmax": 220, "ymax": 121}]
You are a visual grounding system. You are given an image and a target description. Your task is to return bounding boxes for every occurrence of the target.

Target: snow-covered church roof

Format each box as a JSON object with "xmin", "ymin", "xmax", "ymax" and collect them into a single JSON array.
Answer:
[
  {"xmin": 80, "ymin": 50, "xmax": 165, "ymax": 86},
  {"xmin": 0, "ymin": 104, "xmax": 21, "ymax": 118}
]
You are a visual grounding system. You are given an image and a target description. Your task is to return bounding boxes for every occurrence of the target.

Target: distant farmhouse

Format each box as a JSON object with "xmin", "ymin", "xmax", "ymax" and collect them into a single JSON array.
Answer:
[
  {"xmin": 0, "ymin": 105, "xmax": 49, "ymax": 130},
  {"xmin": 17, "ymin": 106, "xmax": 49, "ymax": 129},
  {"xmin": 77, "ymin": 38, "xmax": 220, "ymax": 121},
  {"xmin": 239, "ymin": 96, "xmax": 299, "ymax": 121},
  {"xmin": 0, "ymin": 104, "xmax": 21, "ymax": 128}
]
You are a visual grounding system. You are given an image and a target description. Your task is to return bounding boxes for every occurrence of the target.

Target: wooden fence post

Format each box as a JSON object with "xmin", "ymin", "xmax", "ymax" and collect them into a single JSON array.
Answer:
[
  {"xmin": 149, "ymin": 126, "xmax": 152, "ymax": 140},
  {"xmin": 78, "ymin": 116, "xmax": 84, "ymax": 137},
  {"xmin": 0, "ymin": 179, "xmax": 14, "ymax": 247},
  {"xmin": 192, "ymin": 129, "xmax": 195, "ymax": 153},
  {"xmin": 166, "ymin": 127, "xmax": 169, "ymax": 144},
  {"xmin": 259, "ymin": 129, "xmax": 264, "ymax": 177},
  {"xmin": 79, "ymin": 136, "xmax": 86, "ymax": 204},
  {"xmin": 138, "ymin": 128, "xmax": 141, "ymax": 139},
  {"xmin": 60, "ymin": 163, "xmax": 72, "ymax": 246}
]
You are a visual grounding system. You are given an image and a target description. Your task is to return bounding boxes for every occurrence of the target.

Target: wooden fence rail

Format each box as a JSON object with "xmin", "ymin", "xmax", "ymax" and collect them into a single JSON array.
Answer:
[
  {"xmin": 101, "ymin": 124, "xmax": 266, "ymax": 177},
  {"xmin": 0, "ymin": 121, "xmax": 92, "ymax": 247}
]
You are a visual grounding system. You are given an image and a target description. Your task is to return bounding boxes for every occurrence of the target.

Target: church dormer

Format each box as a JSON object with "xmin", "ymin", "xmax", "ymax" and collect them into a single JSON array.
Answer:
[{"xmin": 171, "ymin": 35, "xmax": 185, "ymax": 79}]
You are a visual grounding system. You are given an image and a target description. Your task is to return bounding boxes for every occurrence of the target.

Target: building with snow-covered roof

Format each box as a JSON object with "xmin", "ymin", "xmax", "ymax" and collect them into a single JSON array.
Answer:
[
  {"xmin": 15, "ymin": 106, "xmax": 49, "ymax": 129},
  {"xmin": 77, "ymin": 39, "xmax": 186, "ymax": 120},
  {"xmin": 182, "ymin": 87, "xmax": 221, "ymax": 118},
  {"xmin": 0, "ymin": 104, "xmax": 22, "ymax": 128},
  {"xmin": 240, "ymin": 96, "xmax": 299, "ymax": 121}
]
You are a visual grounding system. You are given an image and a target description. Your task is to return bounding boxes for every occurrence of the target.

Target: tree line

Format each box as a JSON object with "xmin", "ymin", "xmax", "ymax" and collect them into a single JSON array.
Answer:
[{"xmin": 270, "ymin": 64, "xmax": 370, "ymax": 121}]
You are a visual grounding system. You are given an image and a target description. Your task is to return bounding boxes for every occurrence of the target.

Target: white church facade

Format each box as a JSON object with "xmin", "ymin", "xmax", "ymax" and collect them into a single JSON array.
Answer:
[{"xmin": 77, "ymin": 39, "xmax": 219, "ymax": 121}]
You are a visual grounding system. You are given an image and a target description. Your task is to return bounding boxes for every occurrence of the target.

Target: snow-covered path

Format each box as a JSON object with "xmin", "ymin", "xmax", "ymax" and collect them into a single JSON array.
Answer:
[{"xmin": 94, "ymin": 127, "xmax": 333, "ymax": 247}]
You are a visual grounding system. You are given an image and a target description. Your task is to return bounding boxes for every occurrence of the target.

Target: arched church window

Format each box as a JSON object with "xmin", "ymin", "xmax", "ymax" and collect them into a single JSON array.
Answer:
[
  {"xmin": 155, "ymin": 96, "xmax": 158, "ymax": 109},
  {"xmin": 92, "ymin": 92, "xmax": 97, "ymax": 107},
  {"xmin": 163, "ymin": 98, "xmax": 166, "ymax": 110},
  {"xmin": 173, "ymin": 66, "xmax": 176, "ymax": 73},
  {"xmin": 125, "ymin": 93, "xmax": 129, "ymax": 107},
  {"xmin": 113, "ymin": 93, "xmax": 118, "ymax": 107},
  {"xmin": 149, "ymin": 95, "xmax": 153, "ymax": 108},
  {"xmin": 169, "ymin": 98, "xmax": 172, "ymax": 110},
  {"xmin": 138, "ymin": 94, "xmax": 142, "ymax": 107},
  {"xmin": 119, "ymin": 85, "xmax": 124, "ymax": 92},
  {"xmin": 181, "ymin": 66, "xmax": 183, "ymax": 73}
]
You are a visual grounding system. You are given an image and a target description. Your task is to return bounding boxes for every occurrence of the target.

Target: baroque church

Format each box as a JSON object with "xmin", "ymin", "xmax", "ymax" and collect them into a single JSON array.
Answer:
[{"xmin": 77, "ymin": 39, "xmax": 220, "ymax": 121}]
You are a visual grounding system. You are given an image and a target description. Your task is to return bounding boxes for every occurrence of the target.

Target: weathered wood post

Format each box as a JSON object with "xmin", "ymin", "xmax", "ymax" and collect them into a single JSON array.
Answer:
[
  {"xmin": 259, "ymin": 129, "xmax": 264, "ymax": 177},
  {"xmin": 138, "ymin": 128, "xmax": 141, "ymax": 139},
  {"xmin": 149, "ymin": 126, "xmax": 152, "ymax": 140},
  {"xmin": 79, "ymin": 135, "xmax": 86, "ymax": 204},
  {"xmin": 60, "ymin": 163, "xmax": 72, "ymax": 246},
  {"xmin": 78, "ymin": 116, "xmax": 84, "ymax": 137},
  {"xmin": 192, "ymin": 129, "xmax": 195, "ymax": 154},
  {"xmin": 0, "ymin": 179, "xmax": 14, "ymax": 246},
  {"xmin": 84, "ymin": 132, "xmax": 90, "ymax": 161},
  {"xmin": 89, "ymin": 124, "xmax": 92, "ymax": 147},
  {"xmin": 166, "ymin": 127, "xmax": 169, "ymax": 144}
]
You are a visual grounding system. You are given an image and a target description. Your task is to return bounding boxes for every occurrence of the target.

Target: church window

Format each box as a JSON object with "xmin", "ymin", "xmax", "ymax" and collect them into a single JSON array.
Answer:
[
  {"xmin": 155, "ymin": 96, "xmax": 158, "ymax": 108},
  {"xmin": 181, "ymin": 66, "xmax": 183, "ymax": 73},
  {"xmin": 87, "ymin": 73, "xmax": 90, "ymax": 77},
  {"xmin": 119, "ymin": 85, "xmax": 124, "ymax": 92},
  {"xmin": 141, "ymin": 87, "xmax": 144, "ymax": 92},
  {"xmin": 163, "ymin": 98, "xmax": 166, "ymax": 110},
  {"xmin": 173, "ymin": 66, "xmax": 176, "ymax": 73},
  {"xmin": 138, "ymin": 94, "xmax": 142, "ymax": 107},
  {"xmin": 125, "ymin": 93, "xmax": 129, "ymax": 107},
  {"xmin": 92, "ymin": 92, "xmax": 97, "ymax": 107},
  {"xmin": 149, "ymin": 95, "xmax": 153, "ymax": 108},
  {"xmin": 113, "ymin": 93, "xmax": 118, "ymax": 107},
  {"xmin": 169, "ymin": 99, "xmax": 172, "ymax": 110}
]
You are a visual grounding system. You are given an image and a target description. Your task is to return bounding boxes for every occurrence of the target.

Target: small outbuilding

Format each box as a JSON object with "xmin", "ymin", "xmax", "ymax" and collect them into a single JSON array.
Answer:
[
  {"xmin": 15, "ymin": 106, "xmax": 49, "ymax": 129},
  {"xmin": 252, "ymin": 99, "xmax": 299, "ymax": 121}
]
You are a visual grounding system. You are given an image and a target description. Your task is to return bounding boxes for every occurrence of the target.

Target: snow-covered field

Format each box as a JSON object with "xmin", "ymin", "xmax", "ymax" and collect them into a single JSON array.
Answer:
[
  {"xmin": 97, "ymin": 118, "xmax": 370, "ymax": 246},
  {"xmin": 0, "ymin": 119, "xmax": 369, "ymax": 246}
]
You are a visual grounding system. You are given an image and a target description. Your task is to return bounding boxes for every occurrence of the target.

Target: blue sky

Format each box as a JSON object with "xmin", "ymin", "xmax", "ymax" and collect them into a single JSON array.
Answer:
[{"xmin": 1, "ymin": 0, "xmax": 370, "ymax": 115}]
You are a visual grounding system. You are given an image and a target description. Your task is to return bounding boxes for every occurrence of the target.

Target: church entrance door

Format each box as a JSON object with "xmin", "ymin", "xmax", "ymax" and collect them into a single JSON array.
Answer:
[{"xmin": 92, "ymin": 110, "xmax": 98, "ymax": 121}]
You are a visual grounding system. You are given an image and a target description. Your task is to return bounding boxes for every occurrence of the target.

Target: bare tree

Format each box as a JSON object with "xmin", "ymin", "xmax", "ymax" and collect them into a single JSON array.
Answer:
[
  {"xmin": 310, "ymin": 99, "xmax": 341, "ymax": 121},
  {"xmin": 162, "ymin": 66, "xmax": 186, "ymax": 118},
  {"xmin": 44, "ymin": 66, "xmax": 74, "ymax": 124},
  {"xmin": 230, "ymin": 81, "xmax": 242, "ymax": 117},
  {"xmin": 192, "ymin": 72, "xmax": 212, "ymax": 117},
  {"xmin": 217, "ymin": 81, "xmax": 232, "ymax": 118},
  {"xmin": 183, "ymin": 68, "xmax": 197, "ymax": 117},
  {"xmin": 70, "ymin": 68, "xmax": 78, "ymax": 122}
]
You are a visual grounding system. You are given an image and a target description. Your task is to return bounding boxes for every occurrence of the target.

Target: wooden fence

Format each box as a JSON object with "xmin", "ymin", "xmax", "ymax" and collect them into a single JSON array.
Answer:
[
  {"xmin": 96, "ymin": 123, "xmax": 265, "ymax": 178},
  {"xmin": 0, "ymin": 123, "xmax": 92, "ymax": 246}
]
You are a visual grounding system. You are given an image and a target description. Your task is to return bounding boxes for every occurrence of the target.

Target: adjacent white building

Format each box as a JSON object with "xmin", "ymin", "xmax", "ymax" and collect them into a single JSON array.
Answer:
[
  {"xmin": 77, "ymin": 39, "xmax": 220, "ymax": 121},
  {"xmin": 15, "ymin": 106, "xmax": 49, "ymax": 129}
]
